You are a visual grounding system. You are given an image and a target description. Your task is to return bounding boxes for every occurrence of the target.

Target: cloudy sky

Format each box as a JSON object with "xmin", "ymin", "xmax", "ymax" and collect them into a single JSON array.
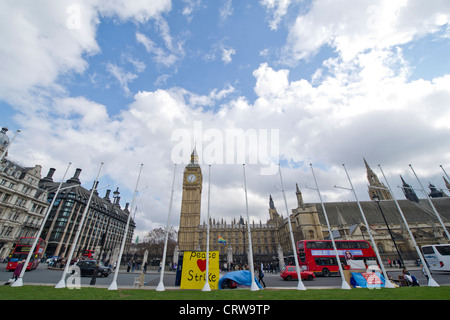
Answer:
[{"xmin": 1, "ymin": 0, "xmax": 450, "ymax": 241}]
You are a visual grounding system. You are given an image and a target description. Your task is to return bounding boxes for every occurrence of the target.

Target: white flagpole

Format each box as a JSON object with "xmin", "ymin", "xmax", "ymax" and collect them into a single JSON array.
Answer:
[
  {"xmin": 202, "ymin": 165, "xmax": 212, "ymax": 292},
  {"xmin": 108, "ymin": 164, "xmax": 144, "ymax": 290},
  {"xmin": 242, "ymin": 164, "xmax": 259, "ymax": 291},
  {"xmin": 55, "ymin": 162, "xmax": 103, "ymax": 288},
  {"xmin": 278, "ymin": 164, "xmax": 306, "ymax": 290},
  {"xmin": 309, "ymin": 164, "xmax": 350, "ymax": 290},
  {"xmin": 12, "ymin": 162, "xmax": 72, "ymax": 287},
  {"xmin": 156, "ymin": 164, "xmax": 177, "ymax": 292},
  {"xmin": 340, "ymin": 164, "xmax": 393, "ymax": 288},
  {"xmin": 378, "ymin": 165, "xmax": 439, "ymax": 287},
  {"xmin": 410, "ymin": 164, "xmax": 450, "ymax": 241}
]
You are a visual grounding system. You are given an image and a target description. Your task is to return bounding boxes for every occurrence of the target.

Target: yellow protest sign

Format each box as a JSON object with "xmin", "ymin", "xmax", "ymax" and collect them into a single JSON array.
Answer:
[{"xmin": 180, "ymin": 251, "xmax": 219, "ymax": 290}]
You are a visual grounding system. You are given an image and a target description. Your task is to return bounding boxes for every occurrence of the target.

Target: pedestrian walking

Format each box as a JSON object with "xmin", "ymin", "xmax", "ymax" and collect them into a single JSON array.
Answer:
[
  {"xmin": 12, "ymin": 260, "xmax": 25, "ymax": 282},
  {"xmin": 420, "ymin": 264, "xmax": 429, "ymax": 281},
  {"xmin": 90, "ymin": 262, "xmax": 99, "ymax": 285},
  {"xmin": 387, "ymin": 258, "xmax": 392, "ymax": 268},
  {"xmin": 127, "ymin": 260, "xmax": 132, "ymax": 272},
  {"xmin": 257, "ymin": 266, "xmax": 266, "ymax": 288},
  {"xmin": 143, "ymin": 261, "xmax": 148, "ymax": 274}
]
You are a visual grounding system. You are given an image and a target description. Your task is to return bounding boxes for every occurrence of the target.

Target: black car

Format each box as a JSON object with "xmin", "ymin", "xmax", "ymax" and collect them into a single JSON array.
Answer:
[{"xmin": 75, "ymin": 260, "xmax": 111, "ymax": 277}]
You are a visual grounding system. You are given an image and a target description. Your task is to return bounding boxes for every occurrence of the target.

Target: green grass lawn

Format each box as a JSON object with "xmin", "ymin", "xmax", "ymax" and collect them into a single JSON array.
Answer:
[{"xmin": 1, "ymin": 285, "xmax": 449, "ymax": 300}]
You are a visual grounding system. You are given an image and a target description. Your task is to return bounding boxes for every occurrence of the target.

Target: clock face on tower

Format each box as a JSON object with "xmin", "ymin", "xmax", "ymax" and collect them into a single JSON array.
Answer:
[{"xmin": 187, "ymin": 174, "xmax": 197, "ymax": 183}]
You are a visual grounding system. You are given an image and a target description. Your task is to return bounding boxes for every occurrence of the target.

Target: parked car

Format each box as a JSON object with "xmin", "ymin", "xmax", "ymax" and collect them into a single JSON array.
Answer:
[
  {"xmin": 46, "ymin": 256, "xmax": 62, "ymax": 263},
  {"xmin": 280, "ymin": 265, "xmax": 315, "ymax": 281},
  {"xmin": 75, "ymin": 260, "xmax": 111, "ymax": 277}
]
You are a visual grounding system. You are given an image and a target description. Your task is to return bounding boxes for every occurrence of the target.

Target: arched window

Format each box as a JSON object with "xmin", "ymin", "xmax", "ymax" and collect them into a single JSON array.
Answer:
[{"xmin": 377, "ymin": 243, "xmax": 384, "ymax": 253}]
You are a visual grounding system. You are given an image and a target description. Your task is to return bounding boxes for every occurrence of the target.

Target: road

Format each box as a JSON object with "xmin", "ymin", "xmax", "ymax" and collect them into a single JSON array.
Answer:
[
  {"xmin": 1, "ymin": 263, "xmax": 449, "ymax": 289},
  {"xmin": 252, "ymin": 268, "xmax": 450, "ymax": 289}
]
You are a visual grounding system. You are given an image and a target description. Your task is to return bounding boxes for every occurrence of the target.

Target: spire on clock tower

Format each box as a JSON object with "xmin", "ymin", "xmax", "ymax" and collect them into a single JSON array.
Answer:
[{"xmin": 189, "ymin": 144, "xmax": 199, "ymax": 166}]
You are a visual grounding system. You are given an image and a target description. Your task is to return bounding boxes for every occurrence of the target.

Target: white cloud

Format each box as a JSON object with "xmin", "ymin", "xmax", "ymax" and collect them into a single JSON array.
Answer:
[
  {"xmin": 282, "ymin": 0, "xmax": 450, "ymax": 63},
  {"xmin": 95, "ymin": 0, "xmax": 171, "ymax": 23},
  {"xmin": 221, "ymin": 47, "xmax": 236, "ymax": 64},
  {"xmin": 219, "ymin": 0, "xmax": 234, "ymax": 22},
  {"xmin": 253, "ymin": 63, "xmax": 290, "ymax": 98},
  {"xmin": 0, "ymin": 0, "xmax": 172, "ymax": 109},
  {"xmin": 136, "ymin": 21, "xmax": 185, "ymax": 68},
  {"xmin": 122, "ymin": 54, "xmax": 146, "ymax": 73},
  {"xmin": 136, "ymin": 32, "xmax": 155, "ymax": 52},
  {"xmin": 260, "ymin": 0, "xmax": 293, "ymax": 30},
  {"xmin": 172, "ymin": 85, "xmax": 236, "ymax": 108},
  {"xmin": 106, "ymin": 63, "xmax": 138, "ymax": 96},
  {"xmin": 181, "ymin": 0, "xmax": 203, "ymax": 22},
  {"xmin": 251, "ymin": 54, "xmax": 450, "ymax": 171},
  {"xmin": 0, "ymin": 1, "xmax": 99, "ymax": 108}
]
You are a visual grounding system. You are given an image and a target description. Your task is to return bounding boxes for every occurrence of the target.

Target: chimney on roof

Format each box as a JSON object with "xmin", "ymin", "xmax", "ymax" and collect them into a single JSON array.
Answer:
[
  {"xmin": 42, "ymin": 168, "xmax": 56, "ymax": 182},
  {"xmin": 90, "ymin": 181, "xmax": 99, "ymax": 195},
  {"xmin": 66, "ymin": 168, "xmax": 82, "ymax": 185},
  {"xmin": 104, "ymin": 189, "xmax": 111, "ymax": 202}
]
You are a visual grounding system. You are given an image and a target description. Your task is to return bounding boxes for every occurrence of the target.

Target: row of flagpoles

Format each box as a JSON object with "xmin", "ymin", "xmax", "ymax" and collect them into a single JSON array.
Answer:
[{"xmin": 9, "ymin": 160, "xmax": 449, "ymax": 290}]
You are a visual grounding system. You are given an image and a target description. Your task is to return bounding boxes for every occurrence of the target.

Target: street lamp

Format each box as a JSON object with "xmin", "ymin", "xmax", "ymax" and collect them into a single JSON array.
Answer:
[
  {"xmin": 373, "ymin": 195, "xmax": 404, "ymax": 268},
  {"xmin": 0, "ymin": 128, "xmax": 20, "ymax": 163}
]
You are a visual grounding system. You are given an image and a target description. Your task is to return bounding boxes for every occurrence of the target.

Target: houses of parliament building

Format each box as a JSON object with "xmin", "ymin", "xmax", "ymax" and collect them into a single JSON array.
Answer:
[{"xmin": 178, "ymin": 149, "xmax": 450, "ymax": 265}]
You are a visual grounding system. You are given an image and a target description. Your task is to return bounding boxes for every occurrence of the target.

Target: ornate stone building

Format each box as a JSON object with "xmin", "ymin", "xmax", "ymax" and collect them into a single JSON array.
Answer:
[
  {"xmin": 0, "ymin": 128, "xmax": 49, "ymax": 259},
  {"xmin": 39, "ymin": 168, "xmax": 136, "ymax": 261},
  {"xmin": 0, "ymin": 126, "xmax": 135, "ymax": 263}
]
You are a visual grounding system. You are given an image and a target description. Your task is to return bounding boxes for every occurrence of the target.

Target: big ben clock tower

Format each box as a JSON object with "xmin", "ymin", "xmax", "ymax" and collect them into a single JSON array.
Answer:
[{"xmin": 178, "ymin": 147, "xmax": 203, "ymax": 251}]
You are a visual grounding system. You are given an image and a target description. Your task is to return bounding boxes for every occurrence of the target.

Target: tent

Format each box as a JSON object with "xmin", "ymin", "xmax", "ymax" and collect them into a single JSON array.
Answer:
[
  {"xmin": 218, "ymin": 270, "xmax": 263, "ymax": 290},
  {"xmin": 350, "ymin": 271, "xmax": 386, "ymax": 288}
]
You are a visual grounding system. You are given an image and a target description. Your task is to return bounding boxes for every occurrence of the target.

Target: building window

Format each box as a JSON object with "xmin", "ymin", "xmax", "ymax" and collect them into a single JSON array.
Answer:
[
  {"xmin": 0, "ymin": 226, "xmax": 14, "ymax": 237},
  {"xmin": 15, "ymin": 197, "xmax": 26, "ymax": 207}
]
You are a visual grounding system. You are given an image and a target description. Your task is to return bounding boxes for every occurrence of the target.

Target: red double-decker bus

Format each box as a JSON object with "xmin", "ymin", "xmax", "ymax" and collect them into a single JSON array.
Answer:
[
  {"xmin": 297, "ymin": 240, "xmax": 377, "ymax": 277},
  {"xmin": 6, "ymin": 237, "xmax": 46, "ymax": 271}
]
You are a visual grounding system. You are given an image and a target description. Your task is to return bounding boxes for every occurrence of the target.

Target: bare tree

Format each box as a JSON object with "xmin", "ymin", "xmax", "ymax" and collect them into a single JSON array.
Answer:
[{"xmin": 142, "ymin": 227, "xmax": 177, "ymax": 264}]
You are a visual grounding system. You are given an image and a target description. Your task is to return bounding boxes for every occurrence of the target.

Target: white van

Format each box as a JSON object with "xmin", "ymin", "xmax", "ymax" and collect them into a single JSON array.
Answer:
[{"xmin": 421, "ymin": 244, "xmax": 450, "ymax": 272}]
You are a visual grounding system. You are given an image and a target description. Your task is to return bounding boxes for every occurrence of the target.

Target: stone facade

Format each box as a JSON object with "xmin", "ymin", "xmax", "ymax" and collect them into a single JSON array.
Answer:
[{"xmin": 0, "ymin": 128, "xmax": 49, "ymax": 259}]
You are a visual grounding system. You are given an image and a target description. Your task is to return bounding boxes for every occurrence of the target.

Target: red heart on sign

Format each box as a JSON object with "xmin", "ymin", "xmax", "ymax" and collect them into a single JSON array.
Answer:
[{"xmin": 197, "ymin": 259, "xmax": 206, "ymax": 272}]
